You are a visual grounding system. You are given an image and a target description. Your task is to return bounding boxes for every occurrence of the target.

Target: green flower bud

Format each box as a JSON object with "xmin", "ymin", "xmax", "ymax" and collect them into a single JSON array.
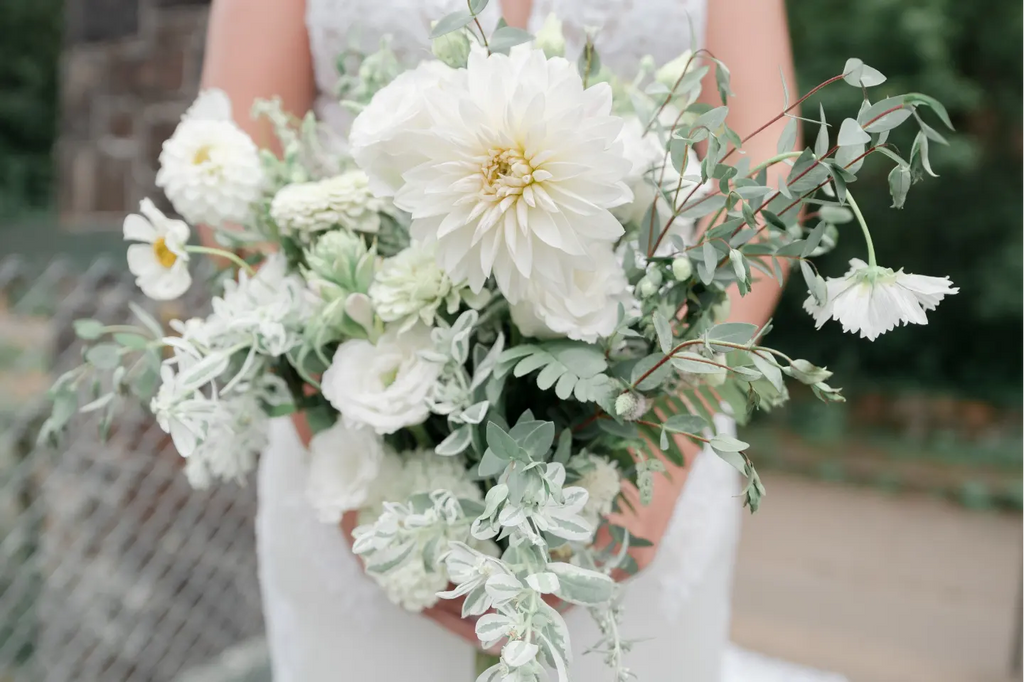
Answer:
[
  {"xmin": 304, "ymin": 230, "xmax": 372, "ymax": 292},
  {"xmin": 431, "ymin": 28, "xmax": 471, "ymax": 68},
  {"xmin": 655, "ymin": 50, "xmax": 694, "ymax": 90},
  {"xmin": 614, "ymin": 391, "xmax": 648, "ymax": 422},
  {"xmin": 671, "ymin": 257, "xmax": 693, "ymax": 282},
  {"xmin": 645, "ymin": 265, "xmax": 664, "ymax": 288},
  {"xmin": 638, "ymin": 277, "xmax": 659, "ymax": 298},
  {"xmin": 535, "ymin": 13, "xmax": 566, "ymax": 58}
]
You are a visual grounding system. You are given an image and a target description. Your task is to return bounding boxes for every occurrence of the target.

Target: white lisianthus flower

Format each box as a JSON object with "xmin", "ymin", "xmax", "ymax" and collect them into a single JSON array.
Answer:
[
  {"xmin": 370, "ymin": 243, "xmax": 487, "ymax": 333},
  {"xmin": 571, "ymin": 454, "xmax": 622, "ymax": 532},
  {"xmin": 212, "ymin": 252, "xmax": 316, "ymax": 355},
  {"xmin": 391, "ymin": 46, "xmax": 633, "ymax": 303},
  {"xmin": 269, "ymin": 170, "xmax": 387, "ymax": 236},
  {"xmin": 510, "ymin": 243, "xmax": 634, "ymax": 343},
  {"xmin": 321, "ymin": 324, "xmax": 441, "ymax": 434},
  {"xmin": 350, "ymin": 61, "xmax": 467, "ymax": 197},
  {"xmin": 305, "ymin": 420, "xmax": 386, "ymax": 523},
  {"xmin": 614, "ymin": 115, "xmax": 705, "ymax": 238},
  {"xmin": 123, "ymin": 199, "xmax": 192, "ymax": 300},
  {"xmin": 804, "ymin": 258, "xmax": 958, "ymax": 341},
  {"xmin": 156, "ymin": 89, "xmax": 264, "ymax": 226}
]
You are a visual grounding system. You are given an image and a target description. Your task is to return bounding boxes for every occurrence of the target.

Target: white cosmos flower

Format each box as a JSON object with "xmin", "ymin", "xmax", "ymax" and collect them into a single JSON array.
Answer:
[
  {"xmin": 156, "ymin": 89, "xmax": 264, "ymax": 226},
  {"xmin": 306, "ymin": 420, "xmax": 386, "ymax": 523},
  {"xmin": 391, "ymin": 46, "xmax": 633, "ymax": 303},
  {"xmin": 123, "ymin": 199, "xmax": 192, "ymax": 300},
  {"xmin": 321, "ymin": 324, "xmax": 441, "ymax": 434},
  {"xmin": 510, "ymin": 243, "xmax": 634, "ymax": 343},
  {"xmin": 269, "ymin": 170, "xmax": 387, "ymax": 236},
  {"xmin": 350, "ymin": 61, "xmax": 467, "ymax": 197},
  {"xmin": 804, "ymin": 258, "xmax": 958, "ymax": 341}
]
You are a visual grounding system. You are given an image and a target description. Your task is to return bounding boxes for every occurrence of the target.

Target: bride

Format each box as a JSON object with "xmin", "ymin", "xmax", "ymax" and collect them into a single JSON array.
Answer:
[{"xmin": 200, "ymin": 1, "xmax": 842, "ymax": 680}]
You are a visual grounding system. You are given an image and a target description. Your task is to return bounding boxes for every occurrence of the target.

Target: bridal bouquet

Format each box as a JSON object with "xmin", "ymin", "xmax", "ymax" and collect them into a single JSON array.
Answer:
[{"xmin": 43, "ymin": 5, "xmax": 957, "ymax": 680}]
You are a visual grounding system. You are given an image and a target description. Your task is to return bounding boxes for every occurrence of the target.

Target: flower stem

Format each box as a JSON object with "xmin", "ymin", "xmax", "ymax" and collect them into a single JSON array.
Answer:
[
  {"xmin": 747, "ymin": 150, "xmax": 805, "ymax": 178},
  {"xmin": 185, "ymin": 245, "xmax": 256, "ymax": 275},
  {"xmin": 844, "ymin": 192, "xmax": 876, "ymax": 267}
]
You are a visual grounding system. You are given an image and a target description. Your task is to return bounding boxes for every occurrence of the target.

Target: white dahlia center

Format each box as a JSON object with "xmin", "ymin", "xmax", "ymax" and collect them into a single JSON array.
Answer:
[{"xmin": 479, "ymin": 147, "xmax": 535, "ymax": 201}]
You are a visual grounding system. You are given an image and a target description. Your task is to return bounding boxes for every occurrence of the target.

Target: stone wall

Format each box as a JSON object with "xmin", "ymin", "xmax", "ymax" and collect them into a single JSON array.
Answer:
[{"xmin": 59, "ymin": 0, "xmax": 210, "ymax": 230}]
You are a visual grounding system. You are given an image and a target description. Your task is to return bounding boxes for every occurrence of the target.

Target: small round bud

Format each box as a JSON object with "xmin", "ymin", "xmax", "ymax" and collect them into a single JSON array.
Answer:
[
  {"xmin": 638, "ymin": 277, "xmax": 659, "ymax": 298},
  {"xmin": 431, "ymin": 29, "xmax": 471, "ymax": 69},
  {"xmin": 535, "ymin": 13, "xmax": 566, "ymax": 58},
  {"xmin": 671, "ymin": 257, "xmax": 693, "ymax": 282},
  {"xmin": 614, "ymin": 391, "xmax": 648, "ymax": 421},
  {"xmin": 645, "ymin": 265, "xmax": 663, "ymax": 288}
]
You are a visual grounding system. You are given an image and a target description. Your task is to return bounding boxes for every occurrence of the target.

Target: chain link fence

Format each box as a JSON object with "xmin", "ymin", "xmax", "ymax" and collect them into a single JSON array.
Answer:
[{"xmin": 0, "ymin": 257, "xmax": 268, "ymax": 682}]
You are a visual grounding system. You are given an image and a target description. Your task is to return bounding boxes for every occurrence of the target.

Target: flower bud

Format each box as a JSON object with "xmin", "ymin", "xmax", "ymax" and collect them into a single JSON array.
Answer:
[
  {"xmin": 671, "ymin": 257, "xmax": 693, "ymax": 282},
  {"xmin": 304, "ymin": 230, "xmax": 370, "ymax": 290},
  {"xmin": 614, "ymin": 391, "xmax": 648, "ymax": 421},
  {"xmin": 638, "ymin": 277, "xmax": 659, "ymax": 298},
  {"xmin": 535, "ymin": 13, "xmax": 566, "ymax": 58},
  {"xmin": 645, "ymin": 265, "xmax": 664, "ymax": 288},
  {"xmin": 655, "ymin": 50, "xmax": 694, "ymax": 90},
  {"xmin": 431, "ymin": 28, "xmax": 471, "ymax": 68}
]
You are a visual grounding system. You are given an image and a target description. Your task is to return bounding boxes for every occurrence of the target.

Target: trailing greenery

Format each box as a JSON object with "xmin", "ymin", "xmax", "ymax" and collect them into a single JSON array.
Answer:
[{"xmin": 775, "ymin": 0, "xmax": 1023, "ymax": 401}]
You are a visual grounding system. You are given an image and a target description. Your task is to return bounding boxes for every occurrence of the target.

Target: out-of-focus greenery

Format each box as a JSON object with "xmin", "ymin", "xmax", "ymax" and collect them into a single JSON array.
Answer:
[
  {"xmin": 0, "ymin": 0, "xmax": 62, "ymax": 216},
  {"xmin": 0, "ymin": 0, "xmax": 1020, "ymax": 398},
  {"xmin": 778, "ymin": 0, "xmax": 1023, "ymax": 403}
]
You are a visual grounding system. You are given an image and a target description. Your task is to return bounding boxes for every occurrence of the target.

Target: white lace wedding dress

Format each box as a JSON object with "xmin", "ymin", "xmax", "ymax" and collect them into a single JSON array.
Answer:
[{"xmin": 256, "ymin": 1, "xmax": 847, "ymax": 680}]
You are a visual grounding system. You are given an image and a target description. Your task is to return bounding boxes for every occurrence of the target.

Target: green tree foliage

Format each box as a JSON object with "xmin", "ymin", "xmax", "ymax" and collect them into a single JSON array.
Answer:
[
  {"xmin": 775, "ymin": 0, "xmax": 1023, "ymax": 401},
  {"xmin": 0, "ymin": 0, "xmax": 62, "ymax": 215}
]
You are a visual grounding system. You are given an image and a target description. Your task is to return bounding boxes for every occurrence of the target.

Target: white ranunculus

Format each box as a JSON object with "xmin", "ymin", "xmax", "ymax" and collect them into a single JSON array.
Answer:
[
  {"xmin": 305, "ymin": 420, "xmax": 386, "ymax": 523},
  {"xmin": 391, "ymin": 46, "xmax": 633, "ymax": 303},
  {"xmin": 349, "ymin": 61, "xmax": 467, "ymax": 197},
  {"xmin": 370, "ymin": 243, "xmax": 486, "ymax": 333},
  {"xmin": 321, "ymin": 324, "xmax": 441, "ymax": 434},
  {"xmin": 269, "ymin": 170, "xmax": 387, "ymax": 236},
  {"xmin": 123, "ymin": 199, "xmax": 192, "ymax": 300},
  {"xmin": 614, "ymin": 115, "xmax": 704, "ymax": 239},
  {"xmin": 156, "ymin": 89, "xmax": 264, "ymax": 226},
  {"xmin": 804, "ymin": 258, "xmax": 958, "ymax": 341},
  {"xmin": 510, "ymin": 243, "xmax": 634, "ymax": 343}
]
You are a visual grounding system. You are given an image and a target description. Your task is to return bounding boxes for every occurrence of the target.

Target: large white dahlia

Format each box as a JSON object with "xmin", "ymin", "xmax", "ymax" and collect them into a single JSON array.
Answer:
[
  {"xmin": 156, "ymin": 89, "xmax": 264, "ymax": 226},
  {"xmin": 388, "ymin": 46, "xmax": 633, "ymax": 303}
]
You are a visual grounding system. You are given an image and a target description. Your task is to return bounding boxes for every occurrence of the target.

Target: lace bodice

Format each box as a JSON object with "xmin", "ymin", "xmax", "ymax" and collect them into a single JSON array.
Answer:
[{"xmin": 306, "ymin": 0, "xmax": 707, "ymax": 136}]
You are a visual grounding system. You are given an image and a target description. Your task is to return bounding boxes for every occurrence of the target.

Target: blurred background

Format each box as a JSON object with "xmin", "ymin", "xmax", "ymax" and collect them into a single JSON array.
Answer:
[{"xmin": 0, "ymin": 1, "xmax": 1020, "ymax": 681}]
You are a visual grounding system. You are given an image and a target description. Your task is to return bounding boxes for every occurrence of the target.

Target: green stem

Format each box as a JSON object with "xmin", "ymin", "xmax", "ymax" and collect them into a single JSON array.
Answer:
[
  {"xmin": 185, "ymin": 245, "xmax": 256, "ymax": 275},
  {"xmin": 747, "ymin": 150, "xmax": 805, "ymax": 178},
  {"xmin": 844, "ymin": 192, "xmax": 876, "ymax": 267}
]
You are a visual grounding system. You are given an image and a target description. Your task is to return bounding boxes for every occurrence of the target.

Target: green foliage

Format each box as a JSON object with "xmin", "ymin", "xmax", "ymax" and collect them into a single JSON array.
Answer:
[
  {"xmin": 0, "ymin": 0, "xmax": 61, "ymax": 215},
  {"xmin": 775, "ymin": 0, "xmax": 1023, "ymax": 401}
]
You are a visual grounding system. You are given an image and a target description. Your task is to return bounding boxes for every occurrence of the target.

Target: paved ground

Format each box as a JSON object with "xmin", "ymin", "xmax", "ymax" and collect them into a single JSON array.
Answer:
[{"xmin": 731, "ymin": 472, "xmax": 1022, "ymax": 682}]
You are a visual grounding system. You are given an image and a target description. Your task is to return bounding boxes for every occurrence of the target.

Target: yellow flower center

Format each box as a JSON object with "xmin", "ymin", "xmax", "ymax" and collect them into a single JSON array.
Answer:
[
  {"xmin": 380, "ymin": 365, "xmax": 400, "ymax": 388},
  {"xmin": 192, "ymin": 145, "xmax": 213, "ymax": 165},
  {"xmin": 480, "ymin": 147, "xmax": 535, "ymax": 200},
  {"xmin": 152, "ymin": 237, "xmax": 178, "ymax": 269}
]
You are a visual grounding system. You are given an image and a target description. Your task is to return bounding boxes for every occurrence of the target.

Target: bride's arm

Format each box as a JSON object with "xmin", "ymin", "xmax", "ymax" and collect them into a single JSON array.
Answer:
[{"xmin": 607, "ymin": 0, "xmax": 798, "ymax": 573}]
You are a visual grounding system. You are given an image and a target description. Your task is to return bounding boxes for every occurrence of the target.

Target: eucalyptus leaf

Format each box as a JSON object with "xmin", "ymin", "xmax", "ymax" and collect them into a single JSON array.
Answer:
[
  {"xmin": 74, "ymin": 319, "xmax": 105, "ymax": 340},
  {"xmin": 113, "ymin": 333, "xmax": 149, "ymax": 350},
  {"xmin": 430, "ymin": 10, "xmax": 474, "ymax": 37},
  {"xmin": 489, "ymin": 26, "xmax": 533, "ymax": 52},
  {"xmin": 837, "ymin": 118, "xmax": 870, "ymax": 146},
  {"xmin": 85, "ymin": 344, "xmax": 121, "ymax": 370},
  {"xmin": 652, "ymin": 311, "xmax": 673, "ymax": 354},
  {"xmin": 814, "ymin": 104, "xmax": 829, "ymax": 158},
  {"xmin": 842, "ymin": 58, "xmax": 886, "ymax": 87},
  {"xmin": 888, "ymin": 165, "xmax": 911, "ymax": 209},
  {"xmin": 776, "ymin": 117, "xmax": 798, "ymax": 154}
]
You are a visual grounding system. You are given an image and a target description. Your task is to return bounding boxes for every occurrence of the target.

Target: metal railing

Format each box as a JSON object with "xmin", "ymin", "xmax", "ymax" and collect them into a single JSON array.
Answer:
[{"xmin": 0, "ymin": 257, "xmax": 265, "ymax": 682}]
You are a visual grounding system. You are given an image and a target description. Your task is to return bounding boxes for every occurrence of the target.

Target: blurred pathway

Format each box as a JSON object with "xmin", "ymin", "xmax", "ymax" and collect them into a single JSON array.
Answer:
[{"xmin": 731, "ymin": 472, "xmax": 1022, "ymax": 682}]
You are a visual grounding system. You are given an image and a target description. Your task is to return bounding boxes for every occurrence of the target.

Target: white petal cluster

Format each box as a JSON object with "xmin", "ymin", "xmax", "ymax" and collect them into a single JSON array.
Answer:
[
  {"xmin": 804, "ymin": 258, "xmax": 958, "ymax": 340},
  {"xmin": 211, "ymin": 252, "xmax": 316, "ymax": 356},
  {"xmin": 270, "ymin": 170, "xmax": 387, "ymax": 236},
  {"xmin": 156, "ymin": 89, "xmax": 264, "ymax": 226},
  {"xmin": 123, "ymin": 199, "xmax": 191, "ymax": 300},
  {"xmin": 305, "ymin": 420, "xmax": 386, "ymax": 523},
  {"xmin": 369, "ymin": 243, "xmax": 482, "ymax": 333},
  {"xmin": 510, "ymin": 243, "xmax": 634, "ymax": 343},
  {"xmin": 350, "ymin": 61, "xmax": 468, "ymax": 197},
  {"xmin": 571, "ymin": 454, "xmax": 622, "ymax": 528},
  {"xmin": 321, "ymin": 324, "xmax": 441, "ymax": 434},
  {"xmin": 183, "ymin": 391, "xmax": 269, "ymax": 489},
  {"xmin": 355, "ymin": 46, "xmax": 632, "ymax": 303}
]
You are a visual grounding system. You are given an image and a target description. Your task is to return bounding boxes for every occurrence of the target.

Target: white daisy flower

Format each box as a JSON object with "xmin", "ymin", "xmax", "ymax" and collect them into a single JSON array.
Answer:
[
  {"xmin": 269, "ymin": 170, "xmax": 387, "ymax": 236},
  {"xmin": 804, "ymin": 258, "xmax": 958, "ymax": 341},
  {"xmin": 156, "ymin": 89, "xmax": 264, "ymax": 226},
  {"xmin": 388, "ymin": 46, "xmax": 633, "ymax": 303},
  {"xmin": 123, "ymin": 198, "xmax": 192, "ymax": 300}
]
